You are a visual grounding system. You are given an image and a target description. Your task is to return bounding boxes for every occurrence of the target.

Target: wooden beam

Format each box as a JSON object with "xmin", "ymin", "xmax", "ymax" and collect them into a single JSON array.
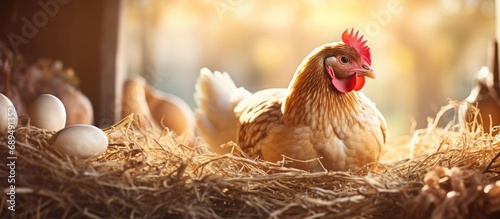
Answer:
[{"xmin": 99, "ymin": 0, "xmax": 125, "ymax": 127}]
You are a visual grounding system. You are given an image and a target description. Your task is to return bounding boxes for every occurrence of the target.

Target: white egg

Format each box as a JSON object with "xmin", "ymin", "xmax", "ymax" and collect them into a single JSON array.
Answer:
[
  {"xmin": 0, "ymin": 93, "xmax": 18, "ymax": 135},
  {"xmin": 28, "ymin": 94, "xmax": 66, "ymax": 131},
  {"xmin": 50, "ymin": 124, "xmax": 109, "ymax": 158}
]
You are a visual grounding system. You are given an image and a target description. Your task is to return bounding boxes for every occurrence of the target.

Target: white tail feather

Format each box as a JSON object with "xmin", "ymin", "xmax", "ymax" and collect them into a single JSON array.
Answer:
[{"xmin": 194, "ymin": 68, "xmax": 251, "ymax": 154}]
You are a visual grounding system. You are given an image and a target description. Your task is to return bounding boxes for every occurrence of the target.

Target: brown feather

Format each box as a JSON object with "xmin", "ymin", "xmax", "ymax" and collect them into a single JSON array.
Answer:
[{"xmin": 235, "ymin": 42, "xmax": 386, "ymax": 171}]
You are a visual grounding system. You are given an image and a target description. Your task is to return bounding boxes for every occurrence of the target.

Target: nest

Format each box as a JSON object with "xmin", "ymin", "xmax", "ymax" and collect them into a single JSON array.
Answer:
[{"xmin": 1, "ymin": 101, "xmax": 499, "ymax": 219}]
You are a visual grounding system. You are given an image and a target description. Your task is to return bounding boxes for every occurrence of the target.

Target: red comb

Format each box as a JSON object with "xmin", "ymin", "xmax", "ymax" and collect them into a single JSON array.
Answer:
[{"xmin": 341, "ymin": 28, "xmax": 371, "ymax": 65}]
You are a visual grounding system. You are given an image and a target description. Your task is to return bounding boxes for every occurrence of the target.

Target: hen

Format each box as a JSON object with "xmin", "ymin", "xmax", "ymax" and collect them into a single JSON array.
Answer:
[
  {"xmin": 122, "ymin": 76, "xmax": 195, "ymax": 135},
  {"xmin": 195, "ymin": 29, "xmax": 386, "ymax": 172}
]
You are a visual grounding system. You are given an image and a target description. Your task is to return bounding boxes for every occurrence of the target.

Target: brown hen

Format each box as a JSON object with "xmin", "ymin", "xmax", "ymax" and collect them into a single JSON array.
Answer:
[{"xmin": 195, "ymin": 29, "xmax": 386, "ymax": 172}]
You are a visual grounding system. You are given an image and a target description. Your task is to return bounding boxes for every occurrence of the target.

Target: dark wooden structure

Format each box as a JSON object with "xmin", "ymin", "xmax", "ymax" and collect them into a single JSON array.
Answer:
[
  {"xmin": 465, "ymin": 41, "xmax": 500, "ymax": 133},
  {"xmin": 0, "ymin": 0, "xmax": 124, "ymax": 127}
]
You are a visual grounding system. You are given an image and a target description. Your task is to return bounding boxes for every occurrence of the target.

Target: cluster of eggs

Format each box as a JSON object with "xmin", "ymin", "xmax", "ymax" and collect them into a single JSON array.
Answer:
[{"xmin": 1, "ymin": 93, "xmax": 108, "ymax": 158}]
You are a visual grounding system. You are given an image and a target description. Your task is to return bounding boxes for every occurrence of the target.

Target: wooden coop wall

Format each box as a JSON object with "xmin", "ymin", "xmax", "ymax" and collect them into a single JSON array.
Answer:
[{"xmin": 0, "ymin": 0, "xmax": 125, "ymax": 127}]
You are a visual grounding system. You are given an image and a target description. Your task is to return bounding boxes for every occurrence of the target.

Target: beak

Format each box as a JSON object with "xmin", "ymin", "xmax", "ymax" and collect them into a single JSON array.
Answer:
[{"xmin": 355, "ymin": 65, "xmax": 376, "ymax": 79}]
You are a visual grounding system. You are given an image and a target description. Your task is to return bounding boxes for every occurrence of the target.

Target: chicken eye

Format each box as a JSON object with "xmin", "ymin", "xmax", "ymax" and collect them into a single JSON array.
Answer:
[{"xmin": 340, "ymin": 56, "xmax": 349, "ymax": 63}]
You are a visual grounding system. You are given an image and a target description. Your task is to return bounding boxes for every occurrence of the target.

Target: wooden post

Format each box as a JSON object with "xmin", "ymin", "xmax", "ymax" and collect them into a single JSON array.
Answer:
[
  {"xmin": 495, "ymin": 0, "xmax": 500, "ymax": 93},
  {"xmin": 99, "ymin": 0, "xmax": 125, "ymax": 127}
]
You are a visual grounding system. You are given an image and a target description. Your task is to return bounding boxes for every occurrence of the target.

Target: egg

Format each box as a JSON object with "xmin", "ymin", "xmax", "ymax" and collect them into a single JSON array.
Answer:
[
  {"xmin": 0, "ymin": 93, "xmax": 18, "ymax": 135},
  {"xmin": 50, "ymin": 124, "xmax": 108, "ymax": 158},
  {"xmin": 28, "ymin": 94, "xmax": 66, "ymax": 131}
]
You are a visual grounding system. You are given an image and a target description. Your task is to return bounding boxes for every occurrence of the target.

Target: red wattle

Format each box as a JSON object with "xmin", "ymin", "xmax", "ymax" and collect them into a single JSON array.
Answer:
[
  {"xmin": 353, "ymin": 75, "xmax": 365, "ymax": 91},
  {"xmin": 327, "ymin": 66, "xmax": 362, "ymax": 93}
]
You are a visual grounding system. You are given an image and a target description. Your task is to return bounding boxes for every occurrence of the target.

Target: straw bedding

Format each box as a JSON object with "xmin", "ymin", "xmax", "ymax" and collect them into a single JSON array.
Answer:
[{"xmin": 1, "ymin": 101, "xmax": 499, "ymax": 219}]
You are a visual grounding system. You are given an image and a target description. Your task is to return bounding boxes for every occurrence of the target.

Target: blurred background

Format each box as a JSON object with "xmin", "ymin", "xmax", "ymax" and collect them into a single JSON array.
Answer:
[
  {"xmin": 125, "ymin": 0, "xmax": 495, "ymax": 137},
  {"xmin": 0, "ymin": 0, "xmax": 495, "ymax": 136}
]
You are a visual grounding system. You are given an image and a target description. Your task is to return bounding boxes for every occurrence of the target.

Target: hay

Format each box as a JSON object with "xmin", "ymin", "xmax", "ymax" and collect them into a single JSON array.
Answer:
[{"xmin": 1, "ymin": 101, "xmax": 499, "ymax": 219}]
